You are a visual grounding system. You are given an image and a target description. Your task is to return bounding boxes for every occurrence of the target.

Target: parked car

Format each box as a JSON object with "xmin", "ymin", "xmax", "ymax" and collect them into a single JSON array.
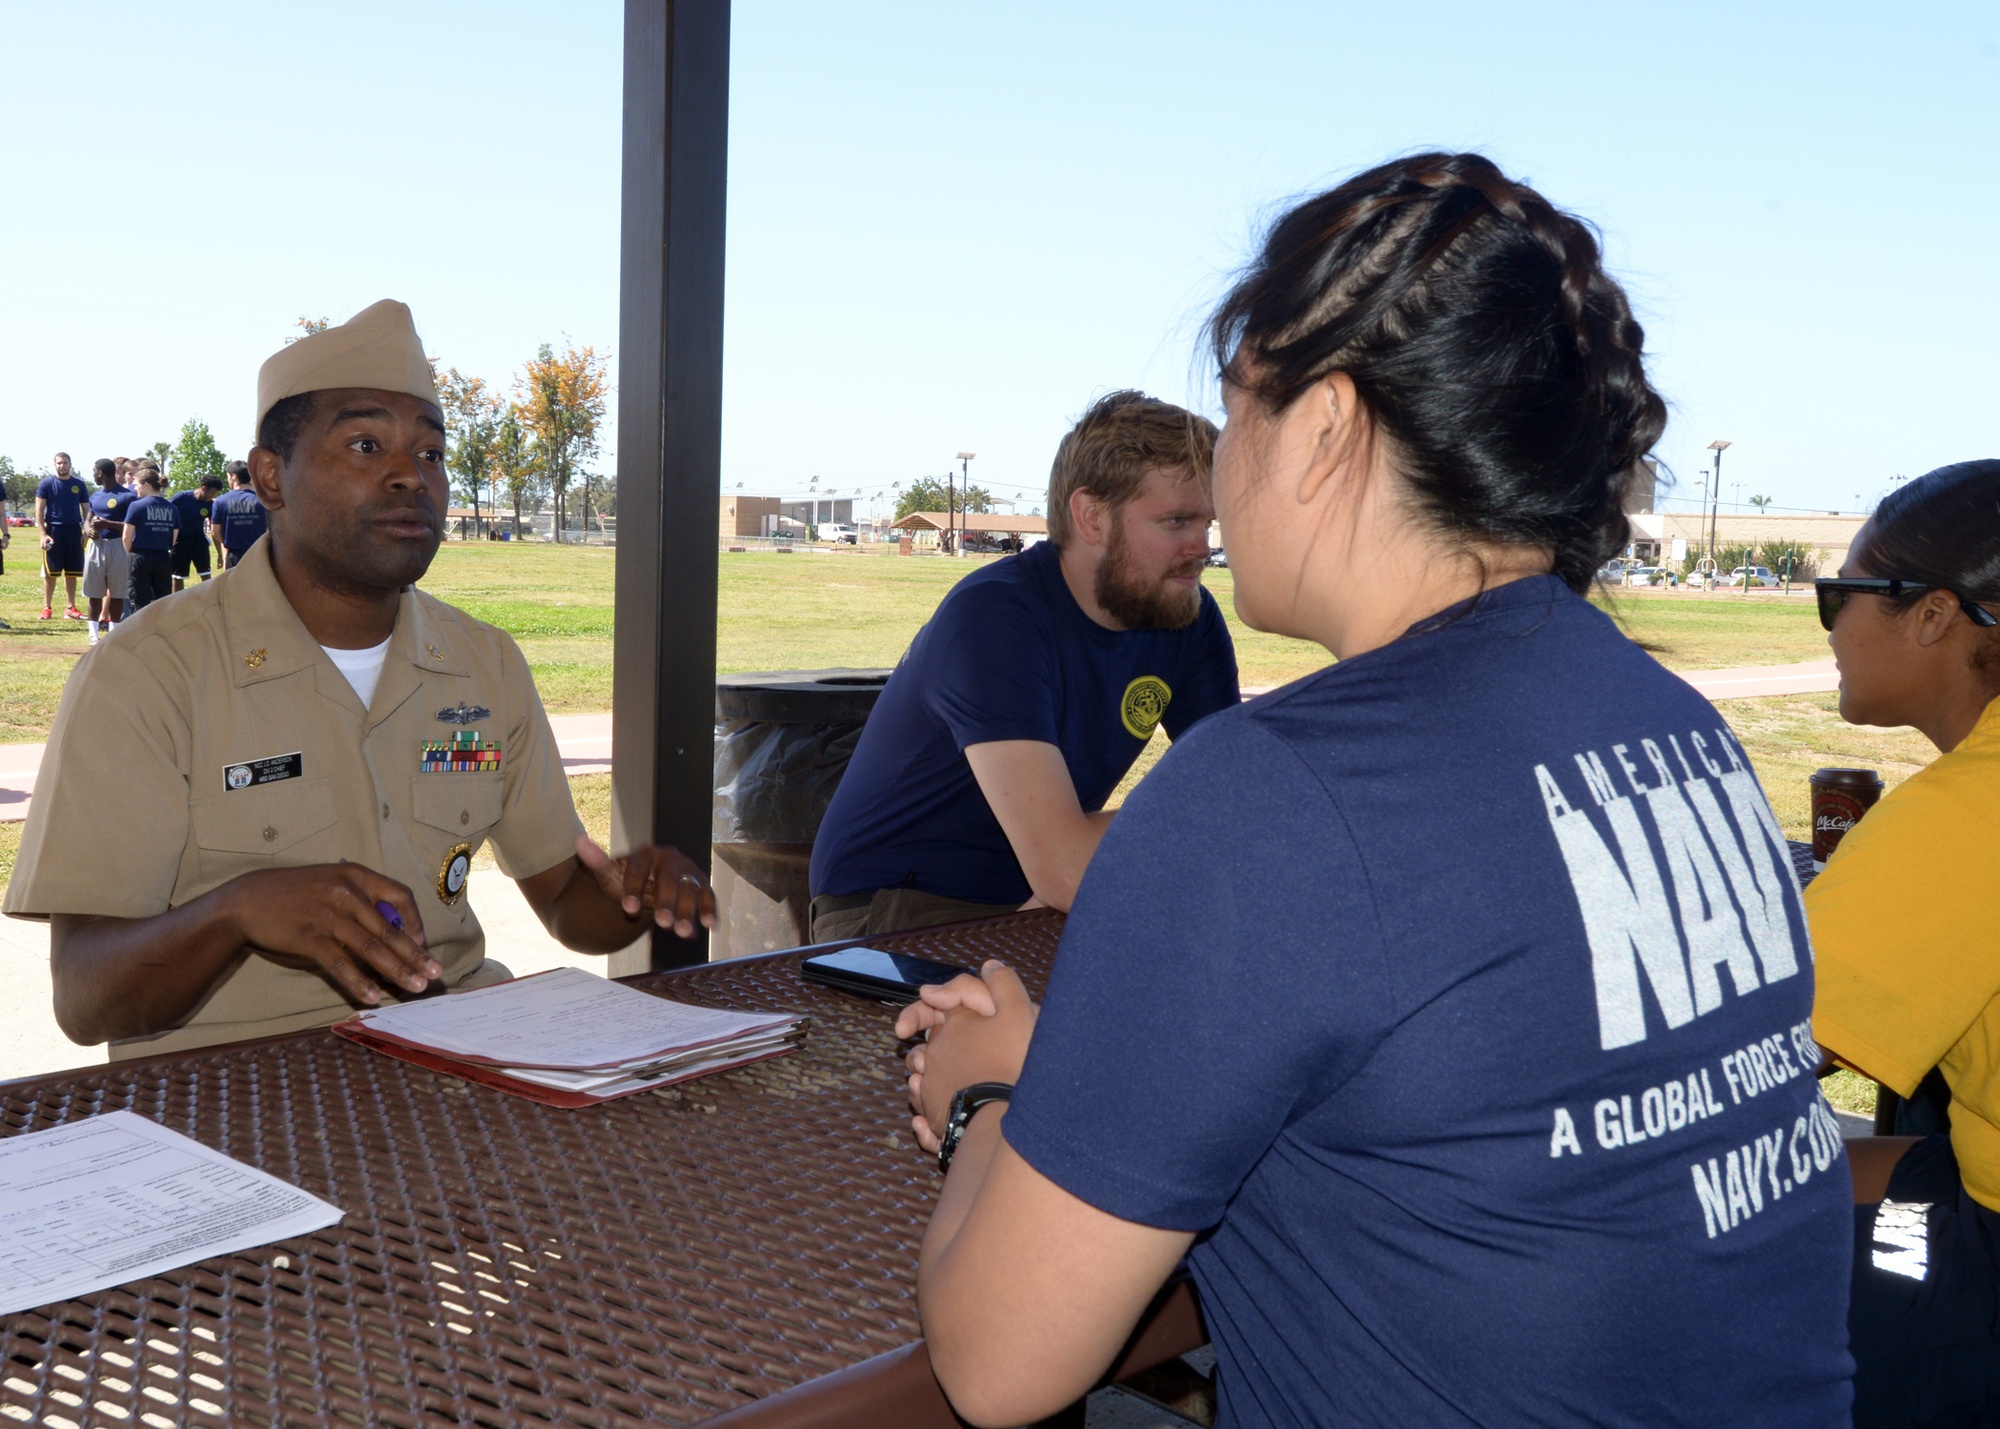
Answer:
[
  {"xmin": 1728, "ymin": 566, "xmax": 1782, "ymax": 588},
  {"xmin": 1624, "ymin": 566, "xmax": 1682, "ymax": 588},
  {"xmin": 6, "ymin": 515, "xmax": 30, "ymax": 528},
  {"xmin": 1206, "ymin": 548, "xmax": 1228, "ymax": 568}
]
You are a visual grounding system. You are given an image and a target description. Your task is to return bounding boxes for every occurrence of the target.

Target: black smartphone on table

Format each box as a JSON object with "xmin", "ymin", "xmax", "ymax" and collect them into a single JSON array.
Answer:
[{"xmin": 800, "ymin": 947, "xmax": 974, "ymax": 1006}]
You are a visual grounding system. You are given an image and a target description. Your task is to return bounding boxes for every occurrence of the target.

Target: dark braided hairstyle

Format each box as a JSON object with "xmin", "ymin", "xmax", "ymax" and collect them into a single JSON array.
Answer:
[{"xmin": 1208, "ymin": 152, "xmax": 1667, "ymax": 592}]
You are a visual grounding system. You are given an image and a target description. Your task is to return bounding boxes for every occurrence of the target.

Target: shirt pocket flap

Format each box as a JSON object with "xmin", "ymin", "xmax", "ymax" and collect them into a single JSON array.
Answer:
[
  {"xmin": 412, "ymin": 775, "xmax": 505, "ymax": 836},
  {"xmin": 191, "ymin": 779, "xmax": 338, "ymax": 855}
]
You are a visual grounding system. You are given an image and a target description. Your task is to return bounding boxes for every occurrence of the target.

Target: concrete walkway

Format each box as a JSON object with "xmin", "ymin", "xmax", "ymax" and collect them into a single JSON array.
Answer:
[{"xmin": 1678, "ymin": 658, "xmax": 1838, "ymax": 701}]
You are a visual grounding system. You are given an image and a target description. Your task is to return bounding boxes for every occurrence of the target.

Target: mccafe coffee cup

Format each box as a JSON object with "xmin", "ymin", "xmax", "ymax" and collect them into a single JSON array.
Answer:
[{"xmin": 1810, "ymin": 767, "xmax": 1884, "ymax": 867}]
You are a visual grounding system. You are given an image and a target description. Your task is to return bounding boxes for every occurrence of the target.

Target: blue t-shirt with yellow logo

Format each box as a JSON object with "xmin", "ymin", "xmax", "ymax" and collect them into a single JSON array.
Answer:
[
  {"xmin": 36, "ymin": 475, "xmax": 87, "ymax": 526},
  {"xmin": 810, "ymin": 539, "xmax": 1239, "ymax": 905},
  {"xmin": 86, "ymin": 486, "xmax": 131, "ymax": 535}
]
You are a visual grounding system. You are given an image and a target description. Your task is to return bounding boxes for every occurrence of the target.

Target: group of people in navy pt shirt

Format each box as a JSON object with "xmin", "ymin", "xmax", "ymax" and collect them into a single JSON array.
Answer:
[
  {"xmin": 31, "ymin": 451, "xmax": 266, "ymax": 638},
  {"xmin": 823, "ymin": 154, "xmax": 1930, "ymax": 1429}
]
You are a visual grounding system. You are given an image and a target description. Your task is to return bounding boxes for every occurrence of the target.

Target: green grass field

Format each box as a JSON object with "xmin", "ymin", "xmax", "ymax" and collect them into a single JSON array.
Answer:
[{"xmin": 0, "ymin": 541, "xmax": 1835, "ymax": 741}]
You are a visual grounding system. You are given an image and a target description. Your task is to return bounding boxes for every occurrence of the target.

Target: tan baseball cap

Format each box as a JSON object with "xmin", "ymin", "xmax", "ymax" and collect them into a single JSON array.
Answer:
[{"xmin": 254, "ymin": 299, "xmax": 439, "ymax": 443}]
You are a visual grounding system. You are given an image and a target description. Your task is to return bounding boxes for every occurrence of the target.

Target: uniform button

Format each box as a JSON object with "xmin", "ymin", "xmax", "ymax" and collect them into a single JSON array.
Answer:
[
  {"xmin": 460, "ymin": 811, "xmax": 469, "ymax": 826},
  {"xmin": 382, "ymin": 803, "xmax": 391, "ymax": 820},
  {"xmin": 262, "ymin": 827, "xmax": 277, "ymax": 842}
]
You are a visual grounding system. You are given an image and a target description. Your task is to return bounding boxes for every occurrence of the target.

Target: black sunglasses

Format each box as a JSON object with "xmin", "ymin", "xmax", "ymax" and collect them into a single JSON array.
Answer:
[{"xmin": 1815, "ymin": 577, "xmax": 2000, "ymax": 633}]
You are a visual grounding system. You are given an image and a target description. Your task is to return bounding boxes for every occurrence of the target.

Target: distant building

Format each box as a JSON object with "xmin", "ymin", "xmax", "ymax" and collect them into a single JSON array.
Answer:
[
  {"xmin": 1626, "ymin": 510, "xmax": 1866, "ymax": 572},
  {"xmin": 782, "ymin": 498, "xmax": 854, "ymax": 528},
  {"xmin": 894, "ymin": 511, "xmax": 1049, "ymax": 551},
  {"xmin": 719, "ymin": 495, "xmax": 783, "ymax": 538}
]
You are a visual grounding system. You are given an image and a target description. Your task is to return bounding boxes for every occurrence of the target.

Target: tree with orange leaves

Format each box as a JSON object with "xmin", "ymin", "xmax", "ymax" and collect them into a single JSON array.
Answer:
[{"xmin": 516, "ymin": 340, "xmax": 608, "ymax": 543}]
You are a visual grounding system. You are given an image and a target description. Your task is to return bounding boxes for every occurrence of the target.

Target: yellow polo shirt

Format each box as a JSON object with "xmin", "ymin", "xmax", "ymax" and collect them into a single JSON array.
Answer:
[
  {"xmin": 1807, "ymin": 693, "xmax": 2000, "ymax": 1211},
  {"xmin": 4, "ymin": 539, "xmax": 585, "ymax": 1058}
]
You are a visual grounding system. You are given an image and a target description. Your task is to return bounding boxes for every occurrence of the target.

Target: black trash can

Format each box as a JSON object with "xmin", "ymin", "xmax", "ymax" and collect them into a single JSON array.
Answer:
[{"xmin": 711, "ymin": 668, "xmax": 891, "ymax": 958}]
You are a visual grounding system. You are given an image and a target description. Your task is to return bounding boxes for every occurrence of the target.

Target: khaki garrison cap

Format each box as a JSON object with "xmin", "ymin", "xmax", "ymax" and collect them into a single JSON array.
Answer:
[{"xmin": 254, "ymin": 299, "xmax": 440, "ymax": 443}]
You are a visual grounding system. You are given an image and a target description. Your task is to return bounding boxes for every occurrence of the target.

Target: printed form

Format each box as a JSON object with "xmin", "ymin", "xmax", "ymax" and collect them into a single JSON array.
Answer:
[{"xmin": 0, "ymin": 1111, "xmax": 342, "ymax": 1316}]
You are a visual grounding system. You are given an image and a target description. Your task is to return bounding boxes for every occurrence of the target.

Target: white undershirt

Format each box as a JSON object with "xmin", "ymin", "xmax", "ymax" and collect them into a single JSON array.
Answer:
[{"xmin": 320, "ymin": 638, "xmax": 393, "ymax": 709}]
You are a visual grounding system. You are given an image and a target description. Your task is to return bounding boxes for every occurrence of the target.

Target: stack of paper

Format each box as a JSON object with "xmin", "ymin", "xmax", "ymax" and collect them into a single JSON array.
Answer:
[
  {"xmin": 334, "ymin": 967, "xmax": 806, "ymax": 1107},
  {"xmin": 0, "ymin": 1111, "xmax": 343, "ymax": 1316}
]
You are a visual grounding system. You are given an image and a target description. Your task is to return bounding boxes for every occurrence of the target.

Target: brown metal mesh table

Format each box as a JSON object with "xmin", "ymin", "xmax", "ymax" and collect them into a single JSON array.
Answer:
[
  {"xmin": 0, "ymin": 913, "xmax": 1075, "ymax": 1428},
  {"xmin": 1, "ymin": 847, "xmax": 1829, "ymax": 1426}
]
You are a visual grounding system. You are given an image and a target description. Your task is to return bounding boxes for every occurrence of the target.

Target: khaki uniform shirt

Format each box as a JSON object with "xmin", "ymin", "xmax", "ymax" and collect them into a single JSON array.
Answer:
[{"xmin": 4, "ymin": 539, "xmax": 584, "ymax": 1058}]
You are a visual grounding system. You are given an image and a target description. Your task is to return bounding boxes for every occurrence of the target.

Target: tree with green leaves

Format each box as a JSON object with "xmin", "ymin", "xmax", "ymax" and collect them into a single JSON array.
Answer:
[
  {"xmin": 165, "ymin": 418, "xmax": 228, "ymax": 493},
  {"xmin": 1747, "ymin": 494, "xmax": 1773, "ymax": 510},
  {"xmin": 0, "ymin": 457, "xmax": 37, "ymax": 511},
  {"xmin": 146, "ymin": 441, "xmax": 173, "ymax": 472},
  {"xmin": 437, "ymin": 368, "xmax": 503, "ymax": 537},
  {"xmin": 1757, "ymin": 539, "xmax": 1822, "ymax": 581},
  {"xmin": 894, "ymin": 476, "xmax": 994, "ymax": 521},
  {"xmin": 516, "ymin": 341, "xmax": 608, "ymax": 543},
  {"xmin": 492, "ymin": 405, "xmax": 542, "ymax": 537}
]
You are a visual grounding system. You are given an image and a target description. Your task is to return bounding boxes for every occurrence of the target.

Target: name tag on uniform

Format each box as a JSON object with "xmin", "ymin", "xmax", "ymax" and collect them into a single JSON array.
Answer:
[{"xmin": 224, "ymin": 752, "xmax": 303, "ymax": 791}]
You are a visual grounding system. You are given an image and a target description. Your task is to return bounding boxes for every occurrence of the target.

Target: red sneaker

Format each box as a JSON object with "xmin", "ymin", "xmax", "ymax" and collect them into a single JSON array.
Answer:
[
  {"xmin": 63, "ymin": 606, "xmax": 82, "ymax": 620},
  {"xmin": 37, "ymin": 607, "xmax": 52, "ymax": 620}
]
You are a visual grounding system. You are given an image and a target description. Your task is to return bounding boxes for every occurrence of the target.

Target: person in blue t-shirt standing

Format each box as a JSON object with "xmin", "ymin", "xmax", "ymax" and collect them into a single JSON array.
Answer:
[
  {"xmin": 170, "ymin": 474, "xmax": 225, "ymax": 591},
  {"xmin": 81, "ymin": 459, "xmax": 133, "ymax": 646},
  {"xmin": 120, "ymin": 474, "xmax": 180, "ymax": 612},
  {"xmin": 209, "ymin": 463, "xmax": 267, "ymax": 569},
  {"xmin": 808, "ymin": 391, "xmax": 1240, "ymax": 942},
  {"xmin": 895, "ymin": 154, "xmax": 1855, "ymax": 1429},
  {"xmin": 34, "ymin": 452, "xmax": 89, "ymax": 620}
]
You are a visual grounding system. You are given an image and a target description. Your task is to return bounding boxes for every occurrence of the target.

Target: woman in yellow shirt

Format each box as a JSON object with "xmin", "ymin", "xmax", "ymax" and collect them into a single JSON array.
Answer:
[{"xmin": 1806, "ymin": 458, "xmax": 2000, "ymax": 1426}]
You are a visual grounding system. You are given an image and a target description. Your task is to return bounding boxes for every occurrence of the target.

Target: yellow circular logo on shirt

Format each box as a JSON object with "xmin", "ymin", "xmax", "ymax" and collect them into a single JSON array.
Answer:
[{"xmin": 1120, "ymin": 676, "xmax": 1172, "ymax": 739}]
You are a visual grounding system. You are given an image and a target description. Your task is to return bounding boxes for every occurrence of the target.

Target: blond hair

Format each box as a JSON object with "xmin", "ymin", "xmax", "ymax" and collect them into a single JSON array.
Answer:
[{"xmin": 1046, "ymin": 391, "xmax": 1217, "ymax": 547}]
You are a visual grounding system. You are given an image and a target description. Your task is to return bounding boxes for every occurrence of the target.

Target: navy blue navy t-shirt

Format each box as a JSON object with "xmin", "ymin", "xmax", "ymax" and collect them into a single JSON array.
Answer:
[
  {"xmin": 36, "ymin": 475, "xmax": 87, "ymax": 526},
  {"xmin": 169, "ymin": 489, "xmax": 212, "ymax": 545},
  {"xmin": 125, "ymin": 496, "xmax": 180, "ymax": 553},
  {"xmin": 810, "ymin": 540, "xmax": 1240, "ymax": 906},
  {"xmin": 86, "ymin": 486, "xmax": 130, "ymax": 535},
  {"xmin": 1005, "ymin": 576, "xmax": 1853, "ymax": 1427},
  {"xmin": 211, "ymin": 487, "xmax": 267, "ymax": 551}
]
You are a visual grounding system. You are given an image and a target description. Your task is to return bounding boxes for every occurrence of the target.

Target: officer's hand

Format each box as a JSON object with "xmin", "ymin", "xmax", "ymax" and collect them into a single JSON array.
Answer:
[
  {"xmin": 226, "ymin": 863, "xmax": 438, "ymax": 1007},
  {"xmin": 573, "ymin": 834, "xmax": 717, "ymax": 939}
]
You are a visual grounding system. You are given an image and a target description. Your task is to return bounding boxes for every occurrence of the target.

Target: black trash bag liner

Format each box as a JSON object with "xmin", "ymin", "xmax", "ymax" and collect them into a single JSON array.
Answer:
[{"xmin": 712, "ymin": 718, "xmax": 866, "ymax": 845}]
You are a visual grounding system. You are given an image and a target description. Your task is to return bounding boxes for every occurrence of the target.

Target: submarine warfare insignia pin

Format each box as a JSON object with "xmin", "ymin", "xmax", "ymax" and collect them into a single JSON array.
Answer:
[
  {"xmin": 437, "ymin": 701, "xmax": 491, "ymax": 724},
  {"xmin": 438, "ymin": 842, "xmax": 473, "ymax": 906}
]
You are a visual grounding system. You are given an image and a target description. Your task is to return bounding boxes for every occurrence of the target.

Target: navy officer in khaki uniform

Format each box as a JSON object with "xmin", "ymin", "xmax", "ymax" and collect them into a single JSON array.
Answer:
[{"xmin": 5, "ymin": 299, "xmax": 713, "ymax": 1059}]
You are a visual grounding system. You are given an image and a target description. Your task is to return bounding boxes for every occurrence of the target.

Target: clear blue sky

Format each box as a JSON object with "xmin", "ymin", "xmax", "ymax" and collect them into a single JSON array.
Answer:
[{"xmin": 3, "ymin": 2, "xmax": 1995, "ymax": 520}]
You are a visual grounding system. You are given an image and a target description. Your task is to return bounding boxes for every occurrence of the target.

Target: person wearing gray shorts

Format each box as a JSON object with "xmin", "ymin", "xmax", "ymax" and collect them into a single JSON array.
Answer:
[{"xmin": 81, "ymin": 460, "xmax": 133, "ymax": 646}]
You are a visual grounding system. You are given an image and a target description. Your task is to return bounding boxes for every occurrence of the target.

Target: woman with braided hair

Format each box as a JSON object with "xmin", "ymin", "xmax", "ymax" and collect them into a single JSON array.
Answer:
[{"xmin": 895, "ymin": 153, "xmax": 1853, "ymax": 1427}]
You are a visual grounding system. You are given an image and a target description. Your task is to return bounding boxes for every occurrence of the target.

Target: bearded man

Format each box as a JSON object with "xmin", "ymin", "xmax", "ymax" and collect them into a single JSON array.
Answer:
[{"xmin": 808, "ymin": 391, "xmax": 1239, "ymax": 941}]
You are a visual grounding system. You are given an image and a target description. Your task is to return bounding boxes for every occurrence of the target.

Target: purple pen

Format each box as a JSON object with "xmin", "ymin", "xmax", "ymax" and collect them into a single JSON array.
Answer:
[{"xmin": 376, "ymin": 901, "xmax": 405, "ymax": 931}]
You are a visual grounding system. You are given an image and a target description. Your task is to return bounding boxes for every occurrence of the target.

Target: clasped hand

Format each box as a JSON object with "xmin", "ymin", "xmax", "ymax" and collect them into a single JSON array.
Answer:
[
  {"xmin": 574, "ymin": 834, "xmax": 717, "ymax": 939},
  {"xmin": 894, "ymin": 960, "xmax": 1039, "ymax": 1155}
]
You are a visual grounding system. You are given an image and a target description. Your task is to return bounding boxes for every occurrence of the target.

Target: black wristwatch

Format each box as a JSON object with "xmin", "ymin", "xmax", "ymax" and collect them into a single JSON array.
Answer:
[{"xmin": 936, "ymin": 1082, "xmax": 1014, "ymax": 1174}]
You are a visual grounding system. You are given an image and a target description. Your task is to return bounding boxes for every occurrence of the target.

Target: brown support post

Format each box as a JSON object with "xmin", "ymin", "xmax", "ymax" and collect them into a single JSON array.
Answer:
[{"xmin": 612, "ymin": 0, "xmax": 730, "ymax": 971}]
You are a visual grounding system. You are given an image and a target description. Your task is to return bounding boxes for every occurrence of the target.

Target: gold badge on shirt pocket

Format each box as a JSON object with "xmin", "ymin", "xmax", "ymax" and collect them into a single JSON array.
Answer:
[{"xmin": 438, "ymin": 842, "xmax": 472, "ymax": 906}]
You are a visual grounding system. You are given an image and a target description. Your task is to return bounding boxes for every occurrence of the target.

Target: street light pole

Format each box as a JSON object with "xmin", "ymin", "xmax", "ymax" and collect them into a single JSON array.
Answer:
[
  {"xmin": 1706, "ymin": 439, "xmax": 1731, "ymax": 586},
  {"xmin": 955, "ymin": 452, "xmax": 976, "ymax": 558}
]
